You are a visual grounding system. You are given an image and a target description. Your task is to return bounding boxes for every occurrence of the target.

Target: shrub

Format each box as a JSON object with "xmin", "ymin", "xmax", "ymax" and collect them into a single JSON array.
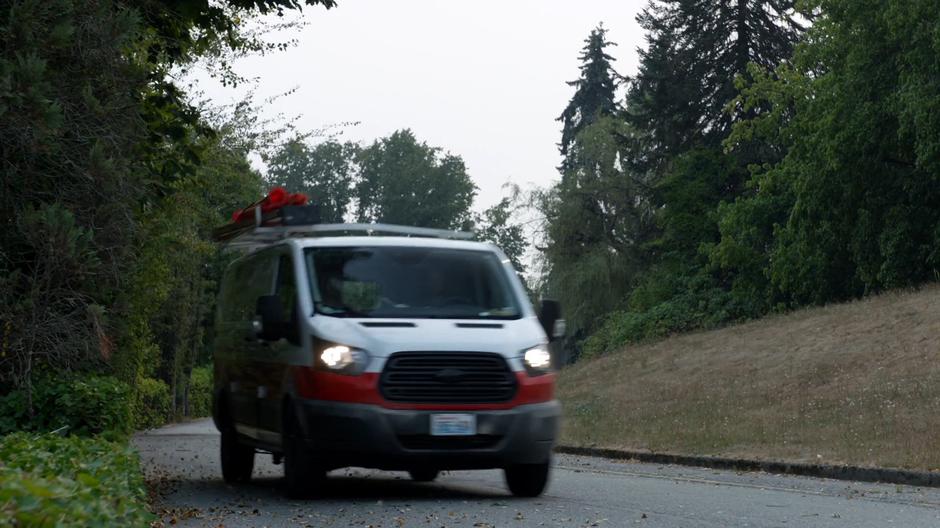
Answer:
[
  {"xmin": 581, "ymin": 283, "xmax": 744, "ymax": 360},
  {"xmin": 0, "ymin": 391, "xmax": 26, "ymax": 436},
  {"xmin": 0, "ymin": 375, "xmax": 133, "ymax": 438},
  {"xmin": 0, "ymin": 433, "xmax": 154, "ymax": 527},
  {"xmin": 188, "ymin": 366, "xmax": 213, "ymax": 418},
  {"xmin": 133, "ymin": 377, "xmax": 171, "ymax": 430}
]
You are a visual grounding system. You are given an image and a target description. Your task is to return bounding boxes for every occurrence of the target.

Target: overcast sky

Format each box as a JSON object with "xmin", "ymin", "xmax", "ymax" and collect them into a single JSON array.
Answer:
[{"xmin": 190, "ymin": 0, "xmax": 649, "ymax": 210}]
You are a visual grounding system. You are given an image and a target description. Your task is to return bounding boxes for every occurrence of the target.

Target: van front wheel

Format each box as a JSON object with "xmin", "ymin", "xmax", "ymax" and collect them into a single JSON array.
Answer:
[
  {"xmin": 283, "ymin": 408, "xmax": 324, "ymax": 498},
  {"xmin": 220, "ymin": 428, "xmax": 254, "ymax": 484},
  {"xmin": 504, "ymin": 459, "xmax": 550, "ymax": 497}
]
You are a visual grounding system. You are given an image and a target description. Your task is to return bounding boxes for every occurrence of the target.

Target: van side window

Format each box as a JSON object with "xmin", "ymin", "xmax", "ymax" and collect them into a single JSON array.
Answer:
[
  {"xmin": 217, "ymin": 260, "xmax": 241, "ymax": 323},
  {"xmin": 219, "ymin": 253, "xmax": 277, "ymax": 322},
  {"xmin": 275, "ymin": 255, "xmax": 297, "ymax": 321}
]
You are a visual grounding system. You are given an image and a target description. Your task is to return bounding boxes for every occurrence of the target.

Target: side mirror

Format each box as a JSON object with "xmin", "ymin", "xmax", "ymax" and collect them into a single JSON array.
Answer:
[
  {"xmin": 538, "ymin": 299, "xmax": 565, "ymax": 342},
  {"xmin": 255, "ymin": 295, "xmax": 286, "ymax": 341}
]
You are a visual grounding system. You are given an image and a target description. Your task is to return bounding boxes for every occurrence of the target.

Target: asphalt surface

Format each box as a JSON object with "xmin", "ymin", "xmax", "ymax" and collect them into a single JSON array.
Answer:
[{"xmin": 135, "ymin": 419, "xmax": 940, "ymax": 527}]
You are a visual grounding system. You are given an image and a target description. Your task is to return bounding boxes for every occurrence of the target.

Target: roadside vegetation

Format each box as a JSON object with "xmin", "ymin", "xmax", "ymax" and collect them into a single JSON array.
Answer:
[
  {"xmin": 0, "ymin": 1, "xmax": 529, "ymax": 426},
  {"xmin": 538, "ymin": 0, "xmax": 940, "ymax": 362},
  {"xmin": 1, "ymin": 1, "xmax": 529, "ymax": 521},
  {"xmin": 549, "ymin": 0, "xmax": 940, "ymax": 471},
  {"xmin": 0, "ymin": 434, "xmax": 153, "ymax": 527},
  {"xmin": 558, "ymin": 285, "xmax": 940, "ymax": 470},
  {"xmin": 0, "ymin": 5, "xmax": 310, "ymax": 519}
]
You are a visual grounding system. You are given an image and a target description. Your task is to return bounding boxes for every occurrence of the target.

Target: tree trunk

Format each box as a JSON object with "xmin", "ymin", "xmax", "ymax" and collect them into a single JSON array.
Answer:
[{"xmin": 736, "ymin": 0, "xmax": 750, "ymax": 75}]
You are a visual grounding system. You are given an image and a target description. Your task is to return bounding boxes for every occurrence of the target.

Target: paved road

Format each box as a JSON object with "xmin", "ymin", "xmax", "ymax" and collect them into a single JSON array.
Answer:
[{"xmin": 135, "ymin": 420, "xmax": 940, "ymax": 527}]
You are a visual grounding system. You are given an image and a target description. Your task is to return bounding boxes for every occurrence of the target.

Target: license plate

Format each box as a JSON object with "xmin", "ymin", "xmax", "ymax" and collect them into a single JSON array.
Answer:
[{"xmin": 430, "ymin": 414, "xmax": 476, "ymax": 436}]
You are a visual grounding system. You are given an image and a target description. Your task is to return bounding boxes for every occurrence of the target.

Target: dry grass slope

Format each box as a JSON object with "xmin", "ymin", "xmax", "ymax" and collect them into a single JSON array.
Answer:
[{"xmin": 557, "ymin": 285, "xmax": 940, "ymax": 470}]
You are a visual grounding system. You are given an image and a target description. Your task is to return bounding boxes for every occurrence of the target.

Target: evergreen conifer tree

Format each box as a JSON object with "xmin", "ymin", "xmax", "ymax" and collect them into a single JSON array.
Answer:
[
  {"xmin": 557, "ymin": 24, "xmax": 621, "ymax": 172},
  {"xmin": 627, "ymin": 0, "xmax": 805, "ymax": 170}
]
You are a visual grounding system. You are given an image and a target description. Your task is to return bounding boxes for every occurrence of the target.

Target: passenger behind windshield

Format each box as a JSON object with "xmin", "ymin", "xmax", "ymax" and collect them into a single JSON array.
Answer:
[{"xmin": 304, "ymin": 246, "xmax": 521, "ymax": 319}]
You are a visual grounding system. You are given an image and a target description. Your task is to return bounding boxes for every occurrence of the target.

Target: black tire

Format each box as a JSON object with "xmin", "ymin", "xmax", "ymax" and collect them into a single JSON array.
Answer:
[
  {"xmin": 408, "ymin": 468, "xmax": 440, "ymax": 482},
  {"xmin": 504, "ymin": 459, "xmax": 550, "ymax": 497},
  {"xmin": 283, "ymin": 406, "xmax": 324, "ymax": 499},
  {"xmin": 220, "ymin": 426, "xmax": 254, "ymax": 484}
]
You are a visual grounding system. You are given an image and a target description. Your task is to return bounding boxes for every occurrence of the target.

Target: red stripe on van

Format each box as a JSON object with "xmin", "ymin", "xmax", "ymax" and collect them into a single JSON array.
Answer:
[{"xmin": 293, "ymin": 367, "xmax": 554, "ymax": 410}]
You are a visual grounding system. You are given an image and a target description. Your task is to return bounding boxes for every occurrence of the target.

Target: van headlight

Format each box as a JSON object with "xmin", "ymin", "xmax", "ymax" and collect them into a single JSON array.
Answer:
[
  {"xmin": 522, "ymin": 345, "xmax": 552, "ymax": 376},
  {"xmin": 317, "ymin": 344, "xmax": 370, "ymax": 376}
]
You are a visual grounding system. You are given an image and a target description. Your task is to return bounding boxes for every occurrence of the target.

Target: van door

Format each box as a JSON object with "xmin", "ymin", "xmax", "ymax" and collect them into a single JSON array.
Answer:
[
  {"xmin": 255, "ymin": 252, "xmax": 302, "ymax": 442},
  {"xmin": 224, "ymin": 251, "xmax": 278, "ymax": 437}
]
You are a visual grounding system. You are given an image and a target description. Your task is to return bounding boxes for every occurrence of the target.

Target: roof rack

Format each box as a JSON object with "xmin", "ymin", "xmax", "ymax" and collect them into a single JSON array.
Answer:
[
  {"xmin": 222, "ymin": 222, "xmax": 476, "ymax": 251},
  {"xmin": 213, "ymin": 204, "xmax": 475, "ymax": 251}
]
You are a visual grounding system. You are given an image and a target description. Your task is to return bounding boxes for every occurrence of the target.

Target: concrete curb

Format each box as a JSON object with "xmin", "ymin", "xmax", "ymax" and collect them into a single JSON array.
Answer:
[{"xmin": 555, "ymin": 445, "xmax": 940, "ymax": 488}]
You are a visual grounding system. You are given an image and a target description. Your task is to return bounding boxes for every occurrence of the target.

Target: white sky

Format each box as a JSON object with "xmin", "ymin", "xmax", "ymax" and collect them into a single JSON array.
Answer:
[{"xmin": 190, "ymin": 0, "xmax": 648, "ymax": 210}]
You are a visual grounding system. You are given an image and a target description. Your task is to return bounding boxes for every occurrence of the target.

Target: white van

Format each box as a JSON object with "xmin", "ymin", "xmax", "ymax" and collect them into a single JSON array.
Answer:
[{"xmin": 212, "ymin": 222, "xmax": 563, "ymax": 498}]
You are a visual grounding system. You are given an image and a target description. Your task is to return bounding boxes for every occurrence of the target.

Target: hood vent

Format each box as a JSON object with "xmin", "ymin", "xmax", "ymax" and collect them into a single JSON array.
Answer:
[
  {"xmin": 455, "ymin": 323, "xmax": 504, "ymax": 329},
  {"xmin": 359, "ymin": 322, "xmax": 416, "ymax": 328}
]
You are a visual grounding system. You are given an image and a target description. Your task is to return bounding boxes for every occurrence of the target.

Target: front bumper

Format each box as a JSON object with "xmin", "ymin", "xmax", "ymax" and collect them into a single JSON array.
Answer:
[{"xmin": 293, "ymin": 399, "xmax": 561, "ymax": 471}]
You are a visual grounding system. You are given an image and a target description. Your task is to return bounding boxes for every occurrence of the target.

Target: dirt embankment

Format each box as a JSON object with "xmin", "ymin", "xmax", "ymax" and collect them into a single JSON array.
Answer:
[{"xmin": 557, "ymin": 284, "xmax": 940, "ymax": 470}]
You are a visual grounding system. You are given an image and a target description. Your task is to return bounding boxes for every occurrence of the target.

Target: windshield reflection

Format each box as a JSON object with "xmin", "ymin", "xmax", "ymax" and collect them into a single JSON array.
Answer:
[{"xmin": 305, "ymin": 246, "xmax": 521, "ymax": 320}]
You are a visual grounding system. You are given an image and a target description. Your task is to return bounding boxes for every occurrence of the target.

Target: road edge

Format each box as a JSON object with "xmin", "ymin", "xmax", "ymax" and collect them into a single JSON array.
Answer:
[{"xmin": 555, "ymin": 445, "xmax": 940, "ymax": 488}]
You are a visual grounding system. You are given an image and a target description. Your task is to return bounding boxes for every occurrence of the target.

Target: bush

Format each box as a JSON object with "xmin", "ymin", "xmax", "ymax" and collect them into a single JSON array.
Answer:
[
  {"xmin": 0, "ymin": 432, "xmax": 154, "ymax": 527},
  {"xmin": 582, "ymin": 281, "xmax": 745, "ymax": 360},
  {"xmin": 133, "ymin": 377, "xmax": 171, "ymax": 430},
  {"xmin": 188, "ymin": 366, "xmax": 213, "ymax": 418},
  {"xmin": 0, "ymin": 375, "xmax": 133, "ymax": 438}
]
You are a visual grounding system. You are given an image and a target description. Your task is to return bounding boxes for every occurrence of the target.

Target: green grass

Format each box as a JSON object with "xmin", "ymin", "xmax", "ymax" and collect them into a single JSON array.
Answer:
[{"xmin": 558, "ymin": 284, "xmax": 940, "ymax": 470}]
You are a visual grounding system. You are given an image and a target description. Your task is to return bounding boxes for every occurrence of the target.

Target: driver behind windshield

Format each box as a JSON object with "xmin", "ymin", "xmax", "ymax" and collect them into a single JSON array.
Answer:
[
  {"xmin": 424, "ymin": 264, "xmax": 459, "ymax": 307},
  {"xmin": 308, "ymin": 246, "xmax": 520, "ymax": 319}
]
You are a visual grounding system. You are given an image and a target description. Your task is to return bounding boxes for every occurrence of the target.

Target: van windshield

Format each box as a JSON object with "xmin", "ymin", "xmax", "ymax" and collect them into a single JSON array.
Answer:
[{"xmin": 304, "ymin": 246, "xmax": 522, "ymax": 319}]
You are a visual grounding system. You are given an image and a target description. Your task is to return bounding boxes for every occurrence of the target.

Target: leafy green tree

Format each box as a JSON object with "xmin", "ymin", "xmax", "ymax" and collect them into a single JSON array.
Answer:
[
  {"xmin": 541, "ymin": 117, "xmax": 651, "ymax": 350},
  {"xmin": 541, "ymin": 28, "xmax": 651, "ymax": 356},
  {"xmin": 139, "ymin": 0, "xmax": 336, "ymax": 72},
  {"xmin": 571, "ymin": 0, "xmax": 808, "ymax": 358},
  {"xmin": 653, "ymin": 150, "xmax": 744, "ymax": 263},
  {"xmin": 267, "ymin": 139, "xmax": 360, "ymax": 222},
  {"xmin": 719, "ymin": 0, "xmax": 940, "ymax": 306},
  {"xmin": 0, "ymin": 0, "xmax": 333, "ymax": 411},
  {"xmin": 475, "ymin": 185, "xmax": 528, "ymax": 273},
  {"xmin": 540, "ymin": 8, "xmax": 808, "ymax": 359},
  {"xmin": 558, "ymin": 24, "xmax": 621, "ymax": 172},
  {"xmin": 356, "ymin": 129, "xmax": 477, "ymax": 229},
  {"xmin": 0, "ymin": 0, "xmax": 152, "ymax": 397},
  {"xmin": 120, "ymin": 123, "xmax": 263, "ymax": 419},
  {"xmin": 627, "ymin": 0, "xmax": 805, "ymax": 170}
]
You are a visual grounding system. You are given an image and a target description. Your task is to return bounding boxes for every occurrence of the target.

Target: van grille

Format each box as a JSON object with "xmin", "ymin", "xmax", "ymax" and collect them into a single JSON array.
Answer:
[{"xmin": 379, "ymin": 352, "xmax": 517, "ymax": 404}]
